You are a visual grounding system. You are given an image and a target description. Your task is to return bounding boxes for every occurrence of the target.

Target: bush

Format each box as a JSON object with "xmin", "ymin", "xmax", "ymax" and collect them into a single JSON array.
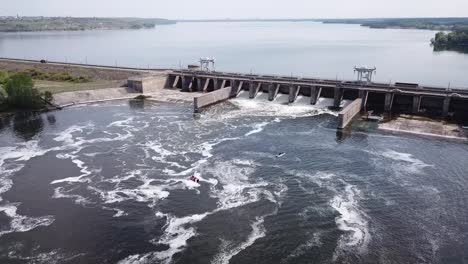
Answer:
[
  {"xmin": 0, "ymin": 71, "xmax": 9, "ymax": 87},
  {"xmin": 4, "ymin": 73, "xmax": 45, "ymax": 109},
  {"xmin": 18, "ymin": 69, "xmax": 91, "ymax": 83},
  {"xmin": 43, "ymin": 91, "xmax": 54, "ymax": 104}
]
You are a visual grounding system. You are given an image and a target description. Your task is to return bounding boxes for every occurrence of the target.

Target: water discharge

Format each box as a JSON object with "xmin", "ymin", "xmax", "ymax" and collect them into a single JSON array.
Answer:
[{"xmin": 0, "ymin": 100, "xmax": 467, "ymax": 264}]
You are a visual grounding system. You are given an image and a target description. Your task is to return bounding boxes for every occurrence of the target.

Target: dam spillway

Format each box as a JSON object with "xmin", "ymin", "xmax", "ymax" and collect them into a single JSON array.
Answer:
[{"xmin": 164, "ymin": 69, "xmax": 468, "ymax": 125}]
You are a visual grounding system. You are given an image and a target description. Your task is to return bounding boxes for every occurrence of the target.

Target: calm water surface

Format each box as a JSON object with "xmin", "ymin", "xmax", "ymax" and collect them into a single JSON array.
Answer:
[
  {"xmin": 1, "ymin": 22, "xmax": 468, "ymax": 87},
  {"xmin": 0, "ymin": 97, "xmax": 467, "ymax": 263}
]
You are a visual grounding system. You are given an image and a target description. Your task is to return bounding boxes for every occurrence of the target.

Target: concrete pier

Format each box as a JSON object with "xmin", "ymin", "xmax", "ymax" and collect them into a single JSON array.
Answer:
[
  {"xmin": 384, "ymin": 92, "xmax": 394, "ymax": 112},
  {"xmin": 194, "ymin": 86, "xmax": 234, "ymax": 112},
  {"xmin": 250, "ymin": 83, "xmax": 262, "ymax": 98},
  {"xmin": 412, "ymin": 95, "xmax": 421, "ymax": 114},
  {"xmin": 213, "ymin": 78, "xmax": 219, "ymax": 91},
  {"xmin": 333, "ymin": 87, "xmax": 343, "ymax": 108},
  {"xmin": 443, "ymin": 97, "xmax": 451, "ymax": 117},
  {"xmin": 358, "ymin": 90, "xmax": 368, "ymax": 110},
  {"xmin": 338, "ymin": 98, "xmax": 363, "ymax": 129},
  {"xmin": 289, "ymin": 85, "xmax": 300, "ymax": 103},
  {"xmin": 310, "ymin": 86, "xmax": 321, "ymax": 105},
  {"xmin": 269, "ymin": 84, "xmax": 280, "ymax": 101}
]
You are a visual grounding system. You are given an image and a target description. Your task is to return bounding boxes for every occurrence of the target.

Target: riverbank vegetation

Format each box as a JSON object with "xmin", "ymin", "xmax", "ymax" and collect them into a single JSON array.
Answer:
[
  {"xmin": 0, "ymin": 72, "xmax": 53, "ymax": 111},
  {"xmin": 321, "ymin": 17, "xmax": 468, "ymax": 31},
  {"xmin": 431, "ymin": 29, "xmax": 468, "ymax": 52},
  {"xmin": 0, "ymin": 17, "xmax": 175, "ymax": 32},
  {"xmin": 22, "ymin": 69, "xmax": 92, "ymax": 83}
]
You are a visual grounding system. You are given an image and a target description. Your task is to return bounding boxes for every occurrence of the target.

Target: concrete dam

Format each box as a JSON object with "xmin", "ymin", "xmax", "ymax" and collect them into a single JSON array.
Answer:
[{"xmin": 155, "ymin": 69, "xmax": 468, "ymax": 128}]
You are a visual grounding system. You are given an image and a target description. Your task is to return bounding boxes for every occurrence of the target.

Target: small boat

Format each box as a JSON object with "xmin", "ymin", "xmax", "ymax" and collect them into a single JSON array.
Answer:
[
  {"xmin": 276, "ymin": 152, "xmax": 286, "ymax": 158},
  {"xmin": 189, "ymin": 175, "xmax": 200, "ymax": 183}
]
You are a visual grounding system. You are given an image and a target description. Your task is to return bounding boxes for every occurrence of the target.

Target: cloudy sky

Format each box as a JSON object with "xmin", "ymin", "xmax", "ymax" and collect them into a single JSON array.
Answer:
[{"xmin": 1, "ymin": 0, "xmax": 467, "ymax": 19}]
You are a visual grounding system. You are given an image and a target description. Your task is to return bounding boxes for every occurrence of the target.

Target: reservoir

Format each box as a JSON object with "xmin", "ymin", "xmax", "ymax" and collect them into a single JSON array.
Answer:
[
  {"xmin": 0, "ymin": 21, "xmax": 468, "ymax": 87},
  {"xmin": 1, "ymin": 21, "xmax": 468, "ymax": 264}
]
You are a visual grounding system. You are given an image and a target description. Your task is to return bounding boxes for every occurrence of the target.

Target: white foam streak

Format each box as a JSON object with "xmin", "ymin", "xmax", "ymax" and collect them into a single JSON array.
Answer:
[
  {"xmin": 211, "ymin": 217, "xmax": 266, "ymax": 264},
  {"xmin": 381, "ymin": 150, "xmax": 432, "ymax": 174},
  {"xmin": 0, "ymin": 203, "xmax": 54, "ymax": 237},
  {"xmin": 245, "ymin": 122, "xmax": 269, "ymax": 136},
  {"xmin": 331, "ymin": 185, "xmax": 370, "ymax": 259}
]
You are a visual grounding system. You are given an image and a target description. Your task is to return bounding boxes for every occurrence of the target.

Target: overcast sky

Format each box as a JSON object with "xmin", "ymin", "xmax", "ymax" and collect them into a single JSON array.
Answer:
[{"xmin": 1, "ymin": 0, "xmax": 467, "ymax": 19}]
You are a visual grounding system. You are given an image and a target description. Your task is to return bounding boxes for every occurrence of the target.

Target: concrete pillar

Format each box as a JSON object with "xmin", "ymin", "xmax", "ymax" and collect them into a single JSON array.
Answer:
[
  {"xmin": 253, "ymin": 83, "xmax": 262, "ymax": 98},
  {"xmin": 288, "ymin": 85, "xmax": 296, "ymax": 103},
  {"xmin": 249, "ymin": 81, "xmax": 255, "ymax": 98},
  {"xmin": 187, "ymin": 77, "xmax": 194, "ymax": 92},
  {"xmin": 237, "ymin": 81, "xmax": 244, "ymax": 96},
  {"xmin": 358, "ymin": 90, "xmax": 368, "ymax": 110},
  {"xmin": 333, "ymin": 87, "xmax": 343, "ymax": 108},
  {"xmin": 267, "ymin": 83, "xmax": 276, "ymax": 101},
  {"xmin": 203, "ymin": 78, "xmax": 210, "ymax": 92},
  {"xmin": 230, "ymin": 79, "xmax": 238, "ymax": 97},
  {"xmin": 384, "ymin": 92, "xmax": 394, "ymax": 112},
  {"xmin": 412, "ymin": 95, "xmax": 421, "ymax": 114},
  {"xmin": 196, "ymin": 78, "xmax": 202, "ymax": 92},
  {"xmin": 181, "ymin": 76, "xmax": 189, "ymax": 91},
  {"xmin": 442, "ymin": 96, "xmax": 451, "ymax": 117},
  {"xmin": 172, "ymin": 75, "xmax": 180, "ymax": 88},
  {"xmin": 310, "ymin": 86, "xmax": 318, "ymax": 105},
  {"xmin": 220, "ymin": 80, "xmax": 226, "ymax": 89}
]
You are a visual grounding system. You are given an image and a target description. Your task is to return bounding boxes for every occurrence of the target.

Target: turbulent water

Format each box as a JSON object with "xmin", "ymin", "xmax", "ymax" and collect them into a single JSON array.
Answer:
[{"xmin": 0, "ymin": 97, "xmax": 467, "ymax": 264}]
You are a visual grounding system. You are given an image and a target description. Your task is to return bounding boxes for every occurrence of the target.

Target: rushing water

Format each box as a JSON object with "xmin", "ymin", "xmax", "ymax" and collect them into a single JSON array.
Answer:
[
  {"xmin": 1, "ymin": 22, "xmax": 468, "ymax": 87},
  {"xmin": 0, "ymin": 97, "xmax": 467, "ymax": 264}
]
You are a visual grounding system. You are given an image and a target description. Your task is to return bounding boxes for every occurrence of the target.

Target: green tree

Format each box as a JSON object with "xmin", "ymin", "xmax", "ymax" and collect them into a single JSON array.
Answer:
[
  {"xmin": 0, "ymin": 71, "xmax": 9, "ymax": 87},
  {"xmin": 431, "ymin": 32, "xmax": 448, "ymax": 47},
  {"xmin": 4, "ymin": 73, "xmax": 44, "ymax": 109}
]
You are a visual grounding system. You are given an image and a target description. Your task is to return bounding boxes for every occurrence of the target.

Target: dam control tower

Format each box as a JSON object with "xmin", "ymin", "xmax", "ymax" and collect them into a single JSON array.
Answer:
[{"xmin": 354, "ymin": 66, "xmax": 376, "ymax": 83}]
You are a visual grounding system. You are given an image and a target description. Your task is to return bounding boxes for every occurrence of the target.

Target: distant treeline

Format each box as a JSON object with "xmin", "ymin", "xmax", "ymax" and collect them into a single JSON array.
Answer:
[
  {"xmin": 0, "ymin": 17, "xmax": 176, "ymax": 32},
  {"xmin": 321, "ymin": 17, "xmax": 468, "ymax": 53},
  {"xmin": 321, "ymin": 17, "xmax": 468, "ymax": 31}
]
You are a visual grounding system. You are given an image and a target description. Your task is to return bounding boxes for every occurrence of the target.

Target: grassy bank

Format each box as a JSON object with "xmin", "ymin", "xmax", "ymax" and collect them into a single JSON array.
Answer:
[
  {"xmin": 35, "ymin": 80, "xmax": 126, "ymax": 94},
  {"xmin": 0, "ymin": 59, "xmax": 148, "ymax": 94}
]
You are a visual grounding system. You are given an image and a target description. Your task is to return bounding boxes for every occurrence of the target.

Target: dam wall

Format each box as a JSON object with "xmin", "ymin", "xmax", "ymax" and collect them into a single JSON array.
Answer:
[
  {"xmin": 168, "ymin": 70, "xmax": 468, "ymax": 123},
  {"xmin": 338, "ymin": 98, "xmax": 363, "ymax": 129},
  {"xmin": 194, "ymin": 86, "xmax": 234, "ymax": 112},
  {"xmin": 127, "ymin": 73, "xmax": 169, "ymax": 93}
]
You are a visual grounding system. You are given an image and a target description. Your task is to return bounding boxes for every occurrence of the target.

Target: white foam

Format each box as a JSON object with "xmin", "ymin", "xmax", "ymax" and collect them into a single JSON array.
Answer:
[
  {"xmin": 51, "ymin": 157, "xmax": 96, "ymax": 184},
  {"xmin": 119, "ymin": 212, "xmax": 210, "ymax": 264},
  {"xmin": 118, "ymin": 158, "xmax": 276, "ymax": 264},
  {"xmin": 380, "ymin": 150, "xmax": 432, "ymax": 175},
  {"xmin": 211, "ymin": 216, "xmax": 266, "ymax": 264},
  {"xmin": 0, "ymin": 203, "xmax": 54, "ymax": 237},
  {"xmin": 52, "ymin": 186, "xmax": 90, "ymax": 205},
  {"xmin": 245, "ymin": 122, "xmax": 269, "ymax": 136},
  {"xmin": 89, "ymin": 179, "xmax": 170, "ymax": 206},
  {"xmin": 107, "ymin": 117, "xmax": 134, "ymax": 128},
  {"xmin": 330, "ymin": 184, "xmax": 370, "ymax": 259},
  {"xmin": 283, "ymin": 232, "xmax": 322, "ymax": 262}
]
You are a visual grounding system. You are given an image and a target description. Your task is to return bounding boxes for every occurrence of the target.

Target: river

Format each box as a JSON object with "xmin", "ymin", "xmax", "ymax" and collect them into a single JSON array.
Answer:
[
  {"xmin": 1, "ymin": 21, "xmax": 468, "ymax": 87},
  {"xmin": 0, "ymin": 96, "xmax": 467, "ymax": 263}
]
